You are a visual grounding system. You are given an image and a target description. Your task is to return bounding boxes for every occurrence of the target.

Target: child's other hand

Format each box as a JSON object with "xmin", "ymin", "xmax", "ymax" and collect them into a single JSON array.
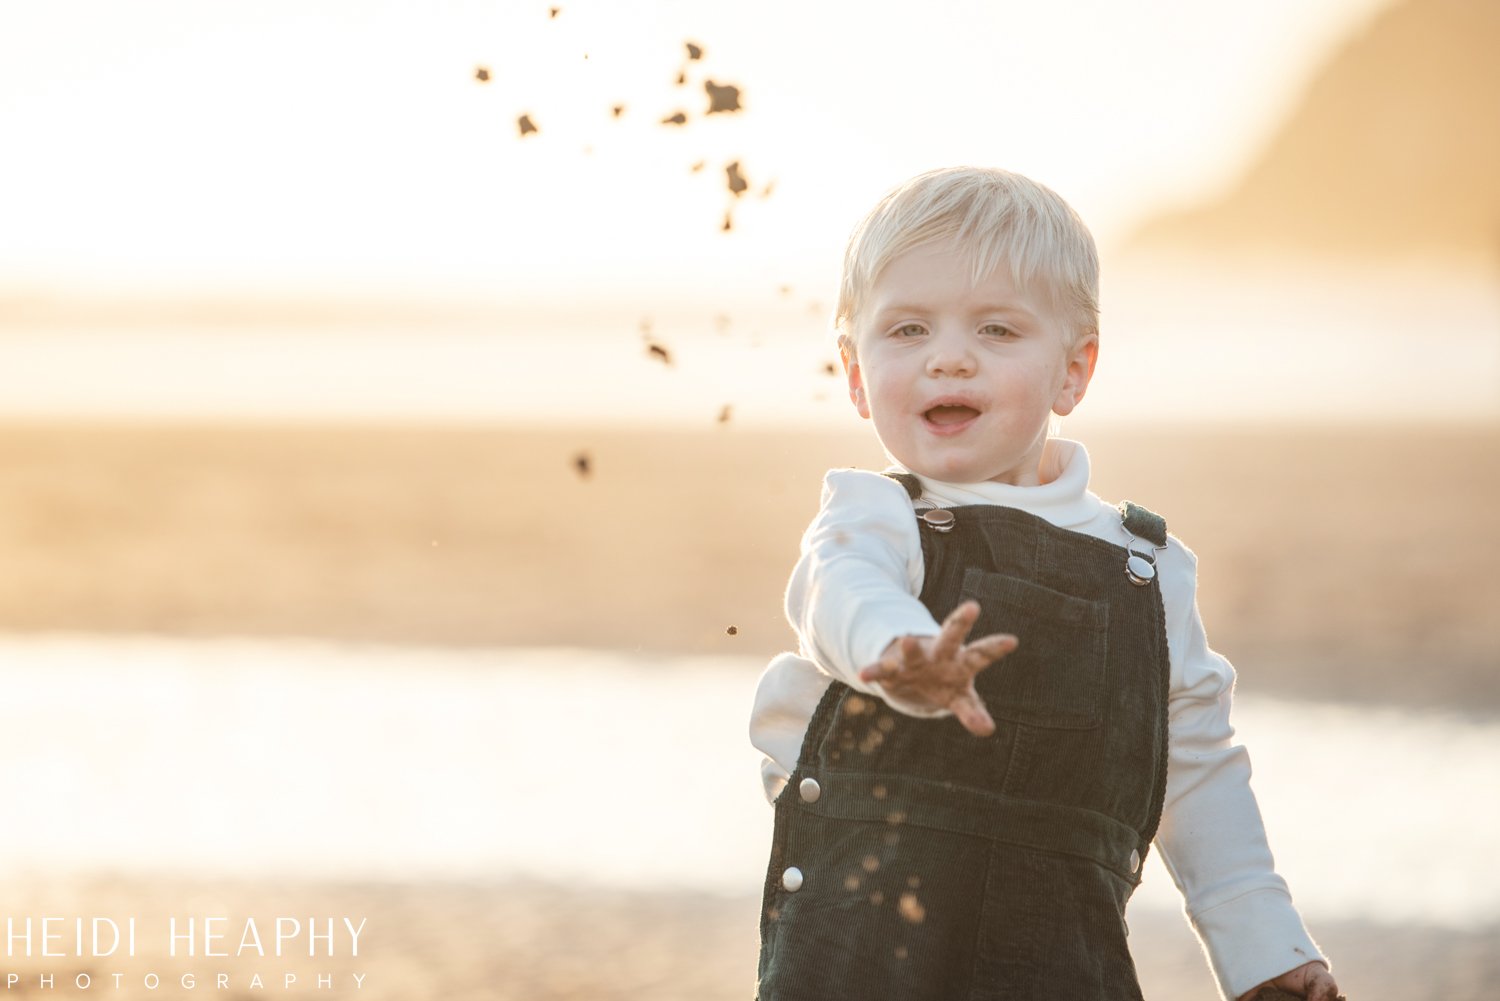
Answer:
[
  {"xmin": 857, "ymin": 600, "xmax": 1017, "ymax": 737},
  {"xmin": 1236, "ymin": 960, "xmax": 1340, "ymax": 1001}
]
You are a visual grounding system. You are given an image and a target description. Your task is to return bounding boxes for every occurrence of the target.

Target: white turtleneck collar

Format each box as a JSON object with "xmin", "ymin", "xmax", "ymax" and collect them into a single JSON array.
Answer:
[{"xmin": 884, "ymin": 438, "xmax": 1104, "ymax": 530}]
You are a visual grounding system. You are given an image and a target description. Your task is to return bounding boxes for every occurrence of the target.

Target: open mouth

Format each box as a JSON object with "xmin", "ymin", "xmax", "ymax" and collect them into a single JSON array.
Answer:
[{"xmin": 923, "ymin": 404, "xmax": 981, "ymax": 426}]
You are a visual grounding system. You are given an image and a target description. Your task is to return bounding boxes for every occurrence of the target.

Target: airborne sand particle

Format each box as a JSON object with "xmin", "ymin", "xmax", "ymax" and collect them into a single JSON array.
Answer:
[
  {"xmin": 726, "ymin": 161, "xmax": 749, "ymax": 197},
  {"xmin": 705, "ymin": 80, "xmax": 741, "ymax": 114}
]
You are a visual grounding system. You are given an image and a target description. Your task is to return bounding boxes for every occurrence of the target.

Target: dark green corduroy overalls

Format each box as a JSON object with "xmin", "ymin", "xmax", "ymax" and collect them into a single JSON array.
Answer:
[{"xmin": 757, "ymin": 477, "xmax": 1171, "ymax": 1000}]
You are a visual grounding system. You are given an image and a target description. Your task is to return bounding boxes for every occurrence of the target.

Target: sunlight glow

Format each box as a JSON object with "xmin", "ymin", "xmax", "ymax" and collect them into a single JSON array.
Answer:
[{"xmin": 6, "ymin": 0, "xmax": 1493, "ymax": 424}]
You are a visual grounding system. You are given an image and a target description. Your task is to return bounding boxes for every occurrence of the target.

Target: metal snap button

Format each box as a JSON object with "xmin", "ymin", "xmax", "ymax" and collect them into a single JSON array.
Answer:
[
  {"xmin": 921, "ymin": 508, "xmax": 955, "ymax": 533},
  {"xmin": 1128, "ymin": 849, "xmax": 1141, "ymax": 873},
  {"xmin": 782, "ymin": 866, "xmax": 804, "ymax": 892},
  {"xmin": 1125, "ymin": 553, "xmax": 1156, "ymax": 586},
  {"xmin": 798, "ymin": 777, "xmax": 822, "ymax": 803}
]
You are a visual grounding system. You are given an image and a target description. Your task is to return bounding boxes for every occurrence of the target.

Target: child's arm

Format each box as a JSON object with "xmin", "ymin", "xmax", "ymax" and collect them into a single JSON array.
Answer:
[
  {"xmin": 785, "ymin": 470, "xmax": 1014, "ymax": 732},
  {"xmin": 1151, "ymin": 541, "xmax": 1337, "ymax": 1001}
]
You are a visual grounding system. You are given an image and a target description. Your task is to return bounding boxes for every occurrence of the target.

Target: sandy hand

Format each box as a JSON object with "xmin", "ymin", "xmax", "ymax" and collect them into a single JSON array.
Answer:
[
  {"xmin": 1239, "ymin": 961, "xmax": 1342, "ymax": 1001},
  {"xmin": 857, "ymin": 600, "xmax": 1018, "ymax": 737}
]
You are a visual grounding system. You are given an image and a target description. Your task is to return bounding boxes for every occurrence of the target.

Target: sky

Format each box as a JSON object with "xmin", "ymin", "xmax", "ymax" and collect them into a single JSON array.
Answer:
[
  {"xmin": 3, "ymin": 0, "xmax": 1496, "ymax": 425},
  {"xmin": 0, "ymin": 0, "xmax": 1395, "ymax": 301}
]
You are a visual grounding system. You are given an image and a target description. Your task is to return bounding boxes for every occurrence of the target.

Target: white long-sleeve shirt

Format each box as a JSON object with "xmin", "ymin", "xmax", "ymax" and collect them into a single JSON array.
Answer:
[{"xmin": 748, "ymin": 438, "xmax": 1327, "ymax": 1001}]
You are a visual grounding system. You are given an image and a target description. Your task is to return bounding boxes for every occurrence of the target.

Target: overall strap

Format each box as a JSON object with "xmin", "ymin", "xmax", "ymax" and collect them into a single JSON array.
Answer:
[
  {"xmin": 883, "ymin": 470, "xmax": 923, "ymax": 501},
  {"xmin": 1118, "ymin": 501, "xmax": 1167, "ymax": 547},
  {"xmin": 883, "ymin": 471, "xmax": 955, "ymax": 533},
  {"xmin": 886, "ymin": 471, "xmax": 1168, "ymax": 550}
]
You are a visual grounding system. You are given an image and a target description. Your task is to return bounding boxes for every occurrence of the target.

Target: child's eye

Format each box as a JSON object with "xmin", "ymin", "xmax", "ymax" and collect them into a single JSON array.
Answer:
[
  {"xmin": 893, "ymin": 323, "xmax": 926, "ymax": 338},
  {"xmin": 980, "ymin": 323, "xmax": 1016, "ymax": 338}
]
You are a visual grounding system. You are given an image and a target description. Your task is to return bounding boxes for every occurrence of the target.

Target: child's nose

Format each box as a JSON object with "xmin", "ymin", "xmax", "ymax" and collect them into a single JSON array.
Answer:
[{"xmin": 925, "ymin": 336, "xmax": 976, "ymax": 377}]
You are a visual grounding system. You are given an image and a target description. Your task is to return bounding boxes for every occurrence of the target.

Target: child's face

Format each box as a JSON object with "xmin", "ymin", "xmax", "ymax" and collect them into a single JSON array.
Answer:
[{"xmin": 842, "ymin": 238, "xmax": 1097, "ymax": 486}]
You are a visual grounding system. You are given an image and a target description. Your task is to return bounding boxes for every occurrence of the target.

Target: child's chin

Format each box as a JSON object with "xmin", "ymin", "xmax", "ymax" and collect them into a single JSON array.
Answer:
[
  {"xmin": 889, "ymin": 446, "xmax": 984, "ymax": 483},
  {"xmin": 913, "ymin": 458, "xmax": 982, "ymax": 483}
]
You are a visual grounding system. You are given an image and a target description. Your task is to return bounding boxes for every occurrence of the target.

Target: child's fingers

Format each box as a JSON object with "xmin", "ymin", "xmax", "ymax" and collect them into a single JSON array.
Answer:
[
  {"xmin": 966, "ymin": 634, "xmax": 1019, "ymax": 672},
  {"xmin": 934, "ymin": 600, "xmax": 980, "ymax": 662},
  {"xmin": 949, "ymin": 688, "xmax": 995, "ymax": 737}
]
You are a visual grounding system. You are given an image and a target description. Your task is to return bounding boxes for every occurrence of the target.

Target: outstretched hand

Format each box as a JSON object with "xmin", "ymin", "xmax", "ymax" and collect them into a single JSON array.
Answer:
[{"xmin": 857, "ymin": 600, "xmax": 1017, "ymax": 737}]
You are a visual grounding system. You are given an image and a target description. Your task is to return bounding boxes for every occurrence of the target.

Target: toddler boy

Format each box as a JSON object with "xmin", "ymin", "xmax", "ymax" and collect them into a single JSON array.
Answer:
[{"xmin": 750, "ymin": 166, "xmax": 1339, "ymax": 1001}]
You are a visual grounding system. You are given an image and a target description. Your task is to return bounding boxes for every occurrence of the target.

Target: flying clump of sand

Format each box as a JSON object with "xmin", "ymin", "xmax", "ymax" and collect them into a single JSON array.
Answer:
[{"xmin": 481, "ymin": 14, "xmax": 768, "ymax": 236}]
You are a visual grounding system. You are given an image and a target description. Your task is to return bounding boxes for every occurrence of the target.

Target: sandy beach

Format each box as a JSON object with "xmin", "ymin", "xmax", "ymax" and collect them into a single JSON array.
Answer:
[
  {"xmin": 2, "ymin": 873, "xmax": 1496, "ymax": 1000},
  {"xmin": 3, "ymin": 419, "xmax": 1497, "ymax": 1000},
  {"xmin": 0, "ymin": 420, "xmax": 1494, "ymax": 709}
]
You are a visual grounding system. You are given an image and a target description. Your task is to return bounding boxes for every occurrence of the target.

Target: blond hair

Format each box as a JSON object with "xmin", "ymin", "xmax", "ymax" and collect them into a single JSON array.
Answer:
[{"xmin": 834, "ymin": 166, "xmax": 1099, "ymax": 350}]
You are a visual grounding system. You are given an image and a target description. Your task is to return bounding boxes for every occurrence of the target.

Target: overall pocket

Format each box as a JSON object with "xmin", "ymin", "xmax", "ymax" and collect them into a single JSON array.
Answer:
[{"xmin": 960, "ymin": 569, "xmax": 1109, "ymax": 730}]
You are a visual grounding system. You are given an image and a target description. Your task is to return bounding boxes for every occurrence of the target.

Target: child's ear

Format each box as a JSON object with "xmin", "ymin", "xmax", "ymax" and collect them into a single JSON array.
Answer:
[
  {"xmin": 1052, "ymin": 334, "xmax": 1098, "ymax": 417},
  {"xmin": 840, "ymin": 340, "xmax": 872, "ymax": 420}
]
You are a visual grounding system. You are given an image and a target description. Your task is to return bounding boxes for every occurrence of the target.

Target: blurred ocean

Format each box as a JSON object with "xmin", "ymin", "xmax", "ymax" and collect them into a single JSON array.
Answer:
[
  {"xmin": 1, "ymin": 285, "xmax": 1497, "ymax": 426},
  {"xmin": 2, "ymin": 633, "xmax": 1496, "ymax": 928}
]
